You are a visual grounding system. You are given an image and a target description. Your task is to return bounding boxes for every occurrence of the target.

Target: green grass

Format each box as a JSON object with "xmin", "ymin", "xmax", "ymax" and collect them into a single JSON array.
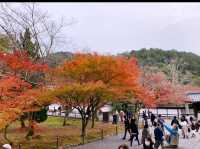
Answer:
[
  {"xmin": 42, "ymin": 117, "xmax": 81, "ymax": 127},
  {"xmin": 0, "ymin": 116, "xmax": 123, "ymax": 149}
]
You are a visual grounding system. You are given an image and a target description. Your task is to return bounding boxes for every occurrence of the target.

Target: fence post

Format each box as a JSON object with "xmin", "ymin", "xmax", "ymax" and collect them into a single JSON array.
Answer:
[
  {"xmin": 156, "ymin": 108, "xmax": 158, "ymax": 116},
  {"xmin": 56, "ymin": 136, "xmax": 59, "ymax": 149},
  {"xmin": 101, "ymin": 129, "xmax": 104, "ymax": 140},
  {"xmin": 177, "ymin": 108, "xmax": 180, "ymax": 119},
  {"xmin": 166, "ymin": 108, "xmax": 168, "ymax": 119},
  {"xmin": 116, "ymin": 125, "xmax": 118, "ymax": 135},
  {"xmin": 82, "ymin": 135, "xmax": 85, "ymax": 144},
  {"xmin": 18, "ymin": 144, "xmax": 21, "ymax": 149}
]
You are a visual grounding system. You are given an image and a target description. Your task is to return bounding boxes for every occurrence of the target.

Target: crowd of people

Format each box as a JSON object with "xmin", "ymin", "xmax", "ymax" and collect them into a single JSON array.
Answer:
[{"xmin": 119, "ymin": 110, "xmax": 200, "ymax": 149}]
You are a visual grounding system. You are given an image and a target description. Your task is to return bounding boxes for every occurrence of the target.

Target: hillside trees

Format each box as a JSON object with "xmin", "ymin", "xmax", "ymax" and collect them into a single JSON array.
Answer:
[
  {"xmin": 123, "ymin": 48, "xmax": 200, "ymax": 87},
  {"xmin": 142, "ymin": 71, "xmax": 186, "ymax": 106},
  {"xmin": 49, "ymin": 53, "xmax": 155, "ymax": 140}
]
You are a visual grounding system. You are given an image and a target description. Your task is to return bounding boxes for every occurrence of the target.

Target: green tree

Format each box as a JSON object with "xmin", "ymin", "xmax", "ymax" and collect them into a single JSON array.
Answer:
[
  {"xmin": 0, "ymin": 35, "xmax": 11, "ymax": 51},
  {"xmin": 19, "ymin": 28, "xmax": 39, "ymax": 60}
]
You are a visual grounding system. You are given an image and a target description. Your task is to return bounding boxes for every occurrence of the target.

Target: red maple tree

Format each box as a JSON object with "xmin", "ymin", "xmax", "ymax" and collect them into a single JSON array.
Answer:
[{"xmin": 0, "ymin": 50, "xmax": 50, "ymax": 142}]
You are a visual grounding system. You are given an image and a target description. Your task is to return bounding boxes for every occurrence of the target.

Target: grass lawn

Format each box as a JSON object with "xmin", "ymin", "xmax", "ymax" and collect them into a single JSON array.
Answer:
[{"xmin": 0, "ymin": 116, "xmax": 123, "ymax": 149}]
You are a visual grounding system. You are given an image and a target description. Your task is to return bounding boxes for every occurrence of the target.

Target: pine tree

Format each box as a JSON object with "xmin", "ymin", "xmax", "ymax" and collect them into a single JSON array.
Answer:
[{"xmin": 20, "ymin": 28, "xmax": 39, "ymax": 60}]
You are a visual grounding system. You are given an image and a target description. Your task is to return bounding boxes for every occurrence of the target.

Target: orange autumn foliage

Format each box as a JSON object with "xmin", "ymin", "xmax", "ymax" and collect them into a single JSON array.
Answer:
[
  {"xmin": 52, "ymin": 52, "xmax": 155, "ymax": 109},
  {"xmin": 0, "ymin": 50, "xmax": 50, "ymax": 129},
  {"xmin": 0, "ymin": 50, "xmax": 49, "ymax": 73},
  {"xmin": 50, "ymin": 52, "xmax": 156, "ymax": 136}
]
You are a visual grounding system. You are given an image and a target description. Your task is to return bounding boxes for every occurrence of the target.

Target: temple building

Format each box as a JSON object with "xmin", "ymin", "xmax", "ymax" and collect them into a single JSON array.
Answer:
[{"xmin": 186, "ymin": 92, "xmax": 200, "ymax": 118}]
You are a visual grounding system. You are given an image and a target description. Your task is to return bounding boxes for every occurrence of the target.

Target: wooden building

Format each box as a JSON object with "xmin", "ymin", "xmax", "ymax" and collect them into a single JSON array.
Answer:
[{"xmin": 186, "ymin": 92, "xmax": 200, "ymax": 118}]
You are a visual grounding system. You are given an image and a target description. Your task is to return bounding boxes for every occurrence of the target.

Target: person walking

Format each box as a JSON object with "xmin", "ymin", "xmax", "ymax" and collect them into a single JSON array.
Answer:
[
  {"xmin": 150, "ymin": 113, "xmax": 156, "ymax": 127},
  {"xmin": 120, "ymin": 110, "xmax": 125, "ymax": 123},
  {"xmin": 157, "ymin": 114, "xmax": 165, "ymax": 133},
  {"xmin": 180, "ymin": 115, "xmax": 188, "ymax": 139},
  {"xmin": 143, "ymin": 111, "xmax": 147, "ymax": 121},
  {"xmin": 122, "ymin": 116, "xmax": 131, "ymax": 140},
  {"xmin": 141, "ymin": 124, "xmax": 153, "ymax": 149},
  {"xmin": 164, "ymin": 123, "xmax": 179, "ymax": 148},
  {"xmin": 147, "ymin": 109, "xmax": 151, "ymax": 119},
  {"xmin": 129, "ymin": 118, "xmax": 140, "ymax": 146},
  {"xmin": 171, "ymin": 116, "xmax": 179, "ymax": 126},
  {"xmin": 171, "ymin": 116, "xmax": 182, "ymax": 130},
  {"xmin": 113, "ymin": 111, "xmax": 118, "ymax": 124},
  {"xmin": 195, "ymin": 120, "xmax": 200, "ymax": 132},
  {"xmin": 154, "ymin": 122, "xmax": 164, "ymax": 149},
  {"xmin": 191, "ymin": 120, "xmax": 196, "ymax": 137}
]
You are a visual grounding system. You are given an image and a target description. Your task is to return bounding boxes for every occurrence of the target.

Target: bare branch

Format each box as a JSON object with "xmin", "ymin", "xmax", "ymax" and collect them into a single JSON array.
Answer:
[{"xmin": 0, "ymin": 3, "xmax": 73, "ymax": 59}]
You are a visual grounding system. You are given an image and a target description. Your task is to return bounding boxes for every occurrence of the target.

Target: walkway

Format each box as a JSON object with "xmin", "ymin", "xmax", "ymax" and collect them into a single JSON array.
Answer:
[{"xmin": 70, "ymin": 129, "xmax": 200, "ymax": 149}]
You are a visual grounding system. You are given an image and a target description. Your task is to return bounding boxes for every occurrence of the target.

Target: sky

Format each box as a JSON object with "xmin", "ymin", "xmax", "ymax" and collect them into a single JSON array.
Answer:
[{"xmin": 28, "ymin": 3, "xmax": 200, "ymax": 55}]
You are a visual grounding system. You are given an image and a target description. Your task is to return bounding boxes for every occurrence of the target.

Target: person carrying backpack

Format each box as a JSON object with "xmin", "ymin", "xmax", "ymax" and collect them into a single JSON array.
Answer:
[{"xmin": 164, "ymin": 123, "xmax": 179, "ymax": 148}]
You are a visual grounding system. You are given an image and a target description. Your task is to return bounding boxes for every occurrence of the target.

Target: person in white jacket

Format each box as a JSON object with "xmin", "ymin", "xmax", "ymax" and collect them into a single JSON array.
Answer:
[
  {"xmin": 2, "ymin": 144, "xmax": 12, "ymax": 149},
  {"xmin": 180, "ymin": 118, "xmax": 189, "ymax": 139}
]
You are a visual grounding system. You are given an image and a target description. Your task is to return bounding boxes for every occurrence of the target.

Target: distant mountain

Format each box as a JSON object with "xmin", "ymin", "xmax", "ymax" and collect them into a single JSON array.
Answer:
[
  {"xmin": 46, "ymin": 49, "xmax": 200, "ymax": 87},
  {"xmin": 46, "ymin": 51, "xmax": 73, "ymax": 68},
  {"xmin": 120, "ymin": 48, "xmax": 200, "ymax": 86}
]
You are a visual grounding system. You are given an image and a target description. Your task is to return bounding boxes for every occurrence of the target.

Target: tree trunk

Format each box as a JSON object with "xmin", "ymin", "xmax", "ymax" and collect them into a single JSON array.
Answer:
[
  {"xmin": 20, "ymin": 116, "xmax": 26, "ymax": 128},
  {"xmin": 4, "ymin": 125, "xmax": 12, "ymax": 144},
  {"xmin": 95, "ymin": 110, "xmax": 99, "ymax": 121},
  {"xmin": 91, "ymin": 112, "xmax": 95, "ymax": 128},
  {"xmin": 91, "ymin": 106, "xmax": 95, "ymax": 128},
  {"xmin": 91, "ymin": 108, "xmax": 99, "ymax": 128},
  {"xmin": 81, "ymin": 118, "xmax": 87, "ymax": 144},
  {"xmin": 63, "ymin": 110, "xmax": 68, "ymax": 126},
  {"xmin": 78, "ymin": 107, "xmax": 91, "ymax": 144},
  {"xmin": 26, "ymin": 113, "xmax": 35, "ymax": 140}
]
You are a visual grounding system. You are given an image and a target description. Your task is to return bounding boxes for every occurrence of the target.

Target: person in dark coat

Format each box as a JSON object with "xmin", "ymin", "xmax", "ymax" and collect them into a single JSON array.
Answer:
[
  {"xmin": 143, "ymin": 111, "xmax": 147, "ymax": 121},
  {"xmin": 171, "ymin": 116, "xmax": 181, "ymax": 129},
  {"xmin": 154, "ymin": 122, "xmax": 164, "ymax": 149},
  {"xmin": 150, "ymin": 113, "xmax": 156, "ymax": 126},
  {"xmin": 157, "ymin": 114, "xmax": 165, "ymax": 133},
  {"xmin": 129, "ymin": 118, "xmax": 140, "ymax": 146},
  {"xmin": 122, "ymin": 116, "xmax": 131, "ymax": 140},
  {"xmin": 195, "ymin": 120, "xmax": 200, "ymax": 132}
]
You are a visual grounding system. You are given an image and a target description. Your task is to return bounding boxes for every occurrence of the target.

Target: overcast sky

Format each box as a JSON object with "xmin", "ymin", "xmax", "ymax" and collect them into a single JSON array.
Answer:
[{"xmin": 37, "ymin": 3, "xmax": 200, "ymax": 55}]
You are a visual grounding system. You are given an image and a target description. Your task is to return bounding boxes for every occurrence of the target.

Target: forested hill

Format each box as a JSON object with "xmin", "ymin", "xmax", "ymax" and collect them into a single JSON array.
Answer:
[
  {"xmin": 47, "ymin": 49, "xmax": 200, "ymax": 86},
  {"xmin": 120, "ymin": 48, "xmax": 200, "ymax": 86}
]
